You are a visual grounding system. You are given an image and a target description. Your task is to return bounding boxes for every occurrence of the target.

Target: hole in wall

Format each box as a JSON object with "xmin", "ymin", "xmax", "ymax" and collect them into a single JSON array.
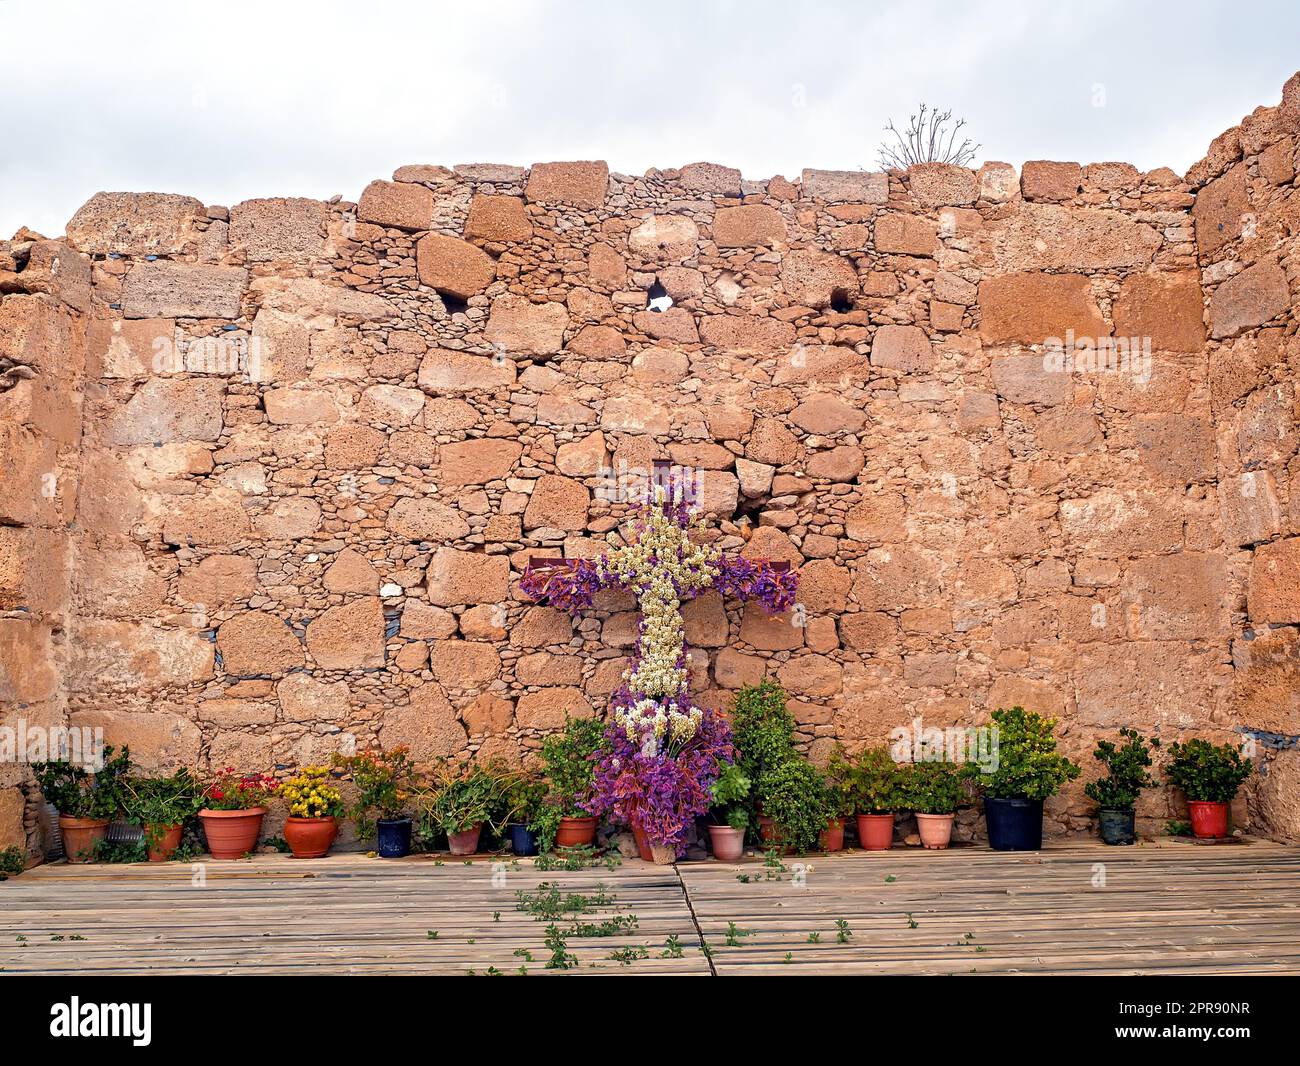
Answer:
[
  {"xmin": 830, "ymin": 288, "xmax": 854, "ymax": 313},
  {"xmin": 646, "ymin": 280, "xmax": 673, "ymax": 313},
  {"xmin": 439, "ymin": 292, "xmax": 469, "ymax": 316},
  {"xmin": 734, "ymin": 493, "xmax": 772, "ymax": 527}
]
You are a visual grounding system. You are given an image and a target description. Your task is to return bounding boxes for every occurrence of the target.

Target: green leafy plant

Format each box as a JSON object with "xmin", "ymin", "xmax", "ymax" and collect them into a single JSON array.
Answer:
[
  {"xmin": 90, "ymin": 837, "xmax": 146, "ymax": 863},
  {"xmin": 333, "ymin": 747, "xmax": 417, "ymax": 839},
  {"xmin": 822, "ymin": 746, "xmax": 859, "ymax": 819},
  {"xmin": 1165, "ymin": 738, "xmax": 1252, "ymax": 802},
  {"xmin": 842, "ymin": 745, "xmax": 905, "ymax": 813},
  {"xmin": 899, "ymin": 760, "xmax": 972, "ymax": 815},
  {"xmin": 32, "ymin": 746, "xmax": 132, "ymax": 819},
  {"xmin": 421, "ymin": 759, "xmax": 503, "ymax": 836},
  {"xmin": 1084, "ymin": 728, "xmax": 1160, "ymax": 812},
  {"xmin": 731, "ymin": 680, "xmax": 798, "ymax": 787},
  {"xmin": 534, "ymin": 716, "xmax": 604, "ymax": 852},
  {"xmin": 757, "ymin": 759, "xmax": 828, "ymax": 853},
  {"xmin": 0, "ymin": 846, "xmax": 25, "ymax": 880},
  {"xmin": 1165, "ymin": 819, "xmax": 1193, "ymax": 837},
  {"xmin": 708, "ymin": 762, "xmax": 751, "ymax": 831},
  {"xmin": 122, "ymin": 770, "xmax": 202, "ymax": 851},
  {"xmin": 500, "ymin": 774, "xmax": 546, "ymax": 829},
  {"xmin": 971, "ymin": 707, "xmax": 1080, "ymax": 801}
]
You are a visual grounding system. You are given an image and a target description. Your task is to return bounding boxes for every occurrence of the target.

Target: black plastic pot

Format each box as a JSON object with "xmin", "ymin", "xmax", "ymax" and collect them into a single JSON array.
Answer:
[
  {"xmin": 509, "ymin": 823, "xmax": 539, "ymax": 857},
  {"xmin": 984, "ymin": 796, "xmax": 1044, "ymax": 851},
  {"xmin": 1098, "ymin": 808, "xmax": 1135, "ymax": 846},
  {"xmin": 376, "ymin": 817, "xmax": 412, "ymax": 858}
]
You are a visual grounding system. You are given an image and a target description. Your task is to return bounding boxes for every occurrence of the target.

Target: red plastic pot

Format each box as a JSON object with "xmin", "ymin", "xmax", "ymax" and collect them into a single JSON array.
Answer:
[
  {"xmin": 1188, "ymin": 800, "xmax": 1229, "ymax": 839},
  {"xmin": 447, "ymin": 823, "xmax": 482, "ymax": 856},
  {"xmin": 145, "ymin": 823, "xmax": 183, "ymax": 862},
  {"xmin": 199, "ymin": 807, "xmax": 266, "ymax": 859},
  {"xmin": 555, "ymin": 815, "xmax": 597, "ymax": 848},
  {"xmin": 283, "ymin": 816, "xmax": 338, "ymax": 858},
  {"xmin": 820, "ymin": 818, "xmax": 845, "ymax": 852},
  {"xmin": 856, "ymin": 812, "xmax": 894, "ymax": 851}
]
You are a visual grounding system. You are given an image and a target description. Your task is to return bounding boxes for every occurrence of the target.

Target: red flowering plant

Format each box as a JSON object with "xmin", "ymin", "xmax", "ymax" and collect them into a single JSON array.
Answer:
[{"xmin": 201, "ymin": 768, "xmax": 277, "ymax": 811}]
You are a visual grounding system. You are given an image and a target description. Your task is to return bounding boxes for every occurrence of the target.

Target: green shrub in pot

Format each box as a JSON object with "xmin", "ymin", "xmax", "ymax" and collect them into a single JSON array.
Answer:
[
  {"xmin": 1164, "ymin": 738, "xmax": 1252, "ymax": 839},
  {"xmin": 123, "ymin": 769, "xmax": 201, "ymax": 861},
  {"xmin": 972, "ymin": 707, "xmax": 1080, "ymax": 851},
  {"xmin": 756, "ymin": 759, "xmax": 828, "ymax": 854},
  {"xmin": 900, "ymin": 760, "xmax": 972, "ymax": 849},
  {"xmin": 33, "ymin": 746, "xmax": 132, "ymax": 863},
  {"xmin": 420, "ymin": 758, "xmax": 503, "ymax": 854},
  {"xmin": 536, "ymin": 715, "xmax": 605, "ymax": 851},
  {"xmin": 706, "ymin": 761, "xmax": 751, "ymax": 860},
  {"xmin": 1084, "ymin": 728, "xmax": 1159, "ymax": 845}
]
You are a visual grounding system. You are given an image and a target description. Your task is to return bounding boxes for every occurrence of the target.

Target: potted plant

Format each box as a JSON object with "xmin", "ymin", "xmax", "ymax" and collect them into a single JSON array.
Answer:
[
  {"xmin": 1084, "ymin": 728, "xmax": 1160, "ymax": 846},
  {"xmin": 32, "ymin": 746, "xmax": 132, "ymax": 863},
  {"xmin": 279, "ymin": 765, "xmax": 344, "ymax": 858},
  {"xmin": 706, "ymin": 762, "xmax": 751, "ymax": 861},
  {"xmin": 821, "ymin": 746, "xmax": 858, "ymax": 851},
  {"xmin": 972, "ymin": 706, "xmax": 1080, "ymax": 851},
  {"xmin": 334, "ymin": 747, "xmax": 417, "ymax": 857},
  {"xmin": 539, "ymin": 716, "xmax": 604, "ymax": 850},
  {"xmin": 845, "ymin": 745, "xmax": 904, "ymax": 850},
  {"xmin": 731, "ymin": 680, "xmax": 799, "ymax": 837},
  {"xmin": 1165, "ymin": 738, "xmax": 1253, "ymax": 840},
  {"xmin": 756, "ymin": 759, "xmax": 828, "ymax": 854},
  {"xmin": 900, "ymin": 760, "xmax": 971, "ymax": 849},
  {"xmin": 199, "ymin": 768, "xmax": 276, "ymax": 859},
  {"xmin": 423, "ymin": 759, "xmax": 500, "ymax": 855},
  {"xmin": 501, "ymin": 775, "xmax": 546, "ymax": 856},
  {"xmin": 123, "ymin": 769, "xmax": 200, "ymax": 861}
]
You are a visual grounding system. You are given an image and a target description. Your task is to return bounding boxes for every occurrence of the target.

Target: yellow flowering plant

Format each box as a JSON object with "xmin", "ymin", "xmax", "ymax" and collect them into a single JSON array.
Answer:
[{"xmin": 279, "ymin": 765, "xmax": 344, "ymax": 820}]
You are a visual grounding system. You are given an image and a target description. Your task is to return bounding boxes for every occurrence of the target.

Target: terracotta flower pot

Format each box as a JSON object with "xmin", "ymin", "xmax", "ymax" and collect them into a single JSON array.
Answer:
[
  {"xmin": 145, "ymin": 823, "xmax": 183, "ymax": 862},
  {"xmin": 915, "ymin": 812, "xmax": 954, "ymax": 850},
  {"xmin": 555, "ymin": 815, "xmax": 597, "ymax": 848},
  {"xmin": 447, "ymin": 823, "xmax": 482, "ymax": 856},
  {"xmin": 820, "ymin": 818, "xmax": 845, "ymax": 852},
  {"xmin": 649, "ymin": 845, "xmax": 676, "ymax": 865},
  {"xmin": 631, "ymin": 821, "xmax": 653, "ymax": 862},
  {"xmin": 758, "ymin": 815, "xmax": 778, "ymax": 843},
  {"xmin": 708, "ymin": 825, "xmax": 745, "ymax": 861},
  {"xmin": 199, "ymin": 807, "xmax": 266, "ymax": 859},
  {"xmin": 59, "ymin": 816, "xmax": 109, "ymax": 863},
  {"xmin": 856, "ymin": 812, "xmax": 894, "ymax": 851},
  {"xmin": 1188, "ymin": 800, "xmax": 1229, "ymax": 840},
  {"xmin": 283, "ymin": 816, "xmax": 337, "ymax": 858}
]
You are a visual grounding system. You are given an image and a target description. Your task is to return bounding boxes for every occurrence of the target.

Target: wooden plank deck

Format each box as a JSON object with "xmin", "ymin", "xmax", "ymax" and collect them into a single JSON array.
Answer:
[
  {"xmin": 0, "ymin": 855, "xmax": 708, "ymax": 976},
  {"xmin": 2, "ymin": 840, "xmax": 1298, "ymax": 975},
  {"xmin": 681, "ymin": 840, "xmax": 1300, "ymax": 975}
]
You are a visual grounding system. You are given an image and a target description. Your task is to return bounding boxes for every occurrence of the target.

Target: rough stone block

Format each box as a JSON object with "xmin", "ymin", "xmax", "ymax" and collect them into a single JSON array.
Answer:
[
  {"xmin": 66, "ymin": 191, "xmax": 204, "ymax": 255},
  {"xmin": 122, "ymin": 261, "xmax": 247, "ymax": 319},
  {"xmin": 357, "ymin": 180, "xmax": 434, "ymax": 231},
  {"xmin": 416, "ymin": 233, "xmax": 496, "ymax": 299},
  {"xmin": 229, "ymin": 197, "xmax": 328, "ymax": 261},
  {"xmin": 525, "ymin": 161, "xmax": 609, "ymax": 208}
]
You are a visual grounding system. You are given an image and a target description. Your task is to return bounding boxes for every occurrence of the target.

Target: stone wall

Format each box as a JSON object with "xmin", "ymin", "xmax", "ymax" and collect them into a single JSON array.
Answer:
[{"xmin": 2, "ymin": 72, "xmax": 1299, "ymax": 852}]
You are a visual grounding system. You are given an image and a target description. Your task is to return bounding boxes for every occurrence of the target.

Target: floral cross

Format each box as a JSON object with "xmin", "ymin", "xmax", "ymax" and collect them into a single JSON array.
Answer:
[{"xmin": 519, "ymin": 468, "xmax": 799, "ymax": 851}]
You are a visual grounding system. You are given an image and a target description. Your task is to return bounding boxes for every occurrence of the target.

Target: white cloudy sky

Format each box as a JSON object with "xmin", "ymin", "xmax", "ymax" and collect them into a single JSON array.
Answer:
[{"xmin": 2, "ymin": 0, "xmax": 1297, "ymax": 237}]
